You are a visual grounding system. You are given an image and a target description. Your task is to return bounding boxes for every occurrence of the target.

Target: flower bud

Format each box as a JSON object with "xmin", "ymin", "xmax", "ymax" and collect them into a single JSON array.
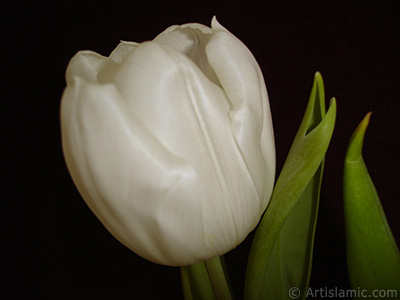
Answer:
[{"xmin": 60, "ymin": 17, "xmax": 275, "ymax": 266}]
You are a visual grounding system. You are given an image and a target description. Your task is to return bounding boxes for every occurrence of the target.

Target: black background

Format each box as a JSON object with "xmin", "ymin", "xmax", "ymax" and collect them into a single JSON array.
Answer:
[{"xmin": 3, "ymin": 0, "xmax": 400, "ymax": 299}]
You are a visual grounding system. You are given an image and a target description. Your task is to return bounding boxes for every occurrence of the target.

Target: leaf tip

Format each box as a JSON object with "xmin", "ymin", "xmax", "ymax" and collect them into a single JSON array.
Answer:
[
  {"xmin": 345, "ymin": 112, "xmax": 372, "ymax": 162},
  {"xmin": 314, "ymin": 71, "xmax": 323, "ymax": 82},
  {"xmin": 329, "ymin": 97, "xmax": 337, "ymax": 109}
]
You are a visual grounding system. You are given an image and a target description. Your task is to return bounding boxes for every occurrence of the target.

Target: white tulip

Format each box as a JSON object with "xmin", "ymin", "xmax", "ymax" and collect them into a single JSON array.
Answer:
[{"xmin": 60, "ymin": 17, "xmax": 275, "ymax": 266}]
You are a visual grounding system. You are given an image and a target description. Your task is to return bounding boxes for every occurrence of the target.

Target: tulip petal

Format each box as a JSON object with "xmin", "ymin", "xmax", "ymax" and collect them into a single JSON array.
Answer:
[
  {"xmin": 206, "ymin": 22, "xmax": 275, "ymax": 212},
  {"xmin": 109, "ymin": 40, "xmax": 138, "ymax": 63},
  {"xmin": 66, "ymin": 51, "xmax": 107, "ymax": 84},
  {"xmin": 154, "ymin": 23, "xmax": 220, "ymax": 86},
  {"xmin": 110, "ymin": 40, "xmax": 265, "ymax": 246},
  {"xmin": 61, "ymin": 68, "xmax": 262, "ymax": 265},
  {"xmin": 61, "ymin": 77, "xmax": 208, "ymax": 265}
]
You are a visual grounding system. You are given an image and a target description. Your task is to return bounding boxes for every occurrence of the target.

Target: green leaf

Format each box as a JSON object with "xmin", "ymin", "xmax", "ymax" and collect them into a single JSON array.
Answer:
[
  {"xmin": 343, "ymin": 113, "xmax": 400, "ymax": 298},
  {"xmin": 181, "ymin": 261, "xmax": 216, "ymax": 300},
  {"xmin": 245, "ymin": 72, "xmax": 337, "ymax": 300}
]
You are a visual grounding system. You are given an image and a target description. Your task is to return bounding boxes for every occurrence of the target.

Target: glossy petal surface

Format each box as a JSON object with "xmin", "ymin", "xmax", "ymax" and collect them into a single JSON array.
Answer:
[{"xmin": 61, "ymin": 18, "xmax": 275, "ymax": 266}]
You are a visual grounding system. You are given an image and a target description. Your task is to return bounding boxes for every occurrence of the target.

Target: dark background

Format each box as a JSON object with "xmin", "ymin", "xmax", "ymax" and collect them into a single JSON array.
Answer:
[{"xmin": 3, "ymin": 0, "xmax": 400, "ymax": 299}]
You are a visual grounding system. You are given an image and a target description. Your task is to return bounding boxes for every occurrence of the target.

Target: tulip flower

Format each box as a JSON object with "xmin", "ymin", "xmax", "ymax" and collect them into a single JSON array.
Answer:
[{"xmin": 60, "ymin": 17, "xmax": 275, "ymax": 266}]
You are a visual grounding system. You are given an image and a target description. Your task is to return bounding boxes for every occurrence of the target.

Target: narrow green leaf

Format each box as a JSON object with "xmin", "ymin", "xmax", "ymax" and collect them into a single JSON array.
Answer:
[
  {"xmin": 343, "ymin": 113, "xmax": 400, "ymax": 298},
  {"xmin": 181, "ymin": 262, "xmax": 216, "ymax": 300},
  {"xmin": 245, "ymin": 72, "xmax": 337, "ymax": 300}
]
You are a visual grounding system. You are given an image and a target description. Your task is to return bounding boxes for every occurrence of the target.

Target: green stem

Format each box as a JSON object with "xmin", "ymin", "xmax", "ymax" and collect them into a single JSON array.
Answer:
[
  {"xmin": 181, "ymin": 261, "xmax": 216, "ymax": 300},
  {"xmin": 204, "ymin": 257, "xmax": 233, "ymax": 300},
  {"xmin": 181, "ymin": 266, "xmax": 193, "ymax": 300}
]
